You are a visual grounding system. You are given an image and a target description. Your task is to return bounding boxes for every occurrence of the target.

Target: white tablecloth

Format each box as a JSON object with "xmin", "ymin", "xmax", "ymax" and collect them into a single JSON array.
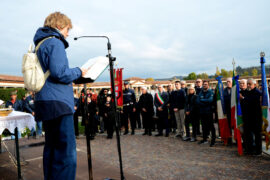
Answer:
[{"xmin": 0, "ymin": 111, "xmax": 36, "ymax": 134}]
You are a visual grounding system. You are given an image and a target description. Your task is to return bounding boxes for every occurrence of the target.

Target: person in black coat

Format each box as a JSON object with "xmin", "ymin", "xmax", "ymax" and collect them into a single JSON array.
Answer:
[
  {"xmin": 171, "ymin": 81, "xmax": 186, "ymax": 137},
  {"xmin": 240, "ymin": 79, "xmax": 262, "ymax": 155},
  {"xmin": 223, "ymin": 78, "xmax": 233, "ymax": 144},
  {"xmin": 87, "ymin": 95, "xmax": 97, "ymax": 140},
  {"xmin": 97, "ymin": 88, "xmax": 109, "ymax": 133},
  {"xmin": 104, "ymin": 96, "xmax": 115, "ymax": 139},
  {"xmin": 138, "ymin": 87, "xmax": 154, "ymax": 136},
  {"xmin": 183, "ymin": 86, "xmax": 199, "ymax": 142},
  {"xmin": 154, "ymin": 85, "xmax": 169, "ymax": 137}
]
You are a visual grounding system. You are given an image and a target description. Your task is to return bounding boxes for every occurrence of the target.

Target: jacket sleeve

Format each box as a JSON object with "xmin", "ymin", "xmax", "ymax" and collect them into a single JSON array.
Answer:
[
  {"xmin": 161, "ymin": 92, "xmax": 169, "ymax": 109},
  {"xmin": 154, "ymin": 94, "xmax": 159, "ymax": 108},
  {"xmin": 47, "ymin": 40, "xmax": 82, "ymax": 84},
  {"xmin": 24, "ymin": 99, "xmax": 33, "ymax": 113},
  {"xmin": 200, "ymin": 91, "xmax": 214, "ymax": 104}
]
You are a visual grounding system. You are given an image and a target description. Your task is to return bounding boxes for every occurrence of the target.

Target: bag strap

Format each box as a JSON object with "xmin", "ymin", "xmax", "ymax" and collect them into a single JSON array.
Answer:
[{"xmin": 34, "ymin": 36, "xmax": 54, "ymax": 53}]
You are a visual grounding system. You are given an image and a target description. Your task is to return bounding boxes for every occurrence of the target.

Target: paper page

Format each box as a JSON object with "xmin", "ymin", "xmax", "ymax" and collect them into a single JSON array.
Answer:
[{"xmin": 81, "ymin": 56, "xmax": 109, "ymax": 80}]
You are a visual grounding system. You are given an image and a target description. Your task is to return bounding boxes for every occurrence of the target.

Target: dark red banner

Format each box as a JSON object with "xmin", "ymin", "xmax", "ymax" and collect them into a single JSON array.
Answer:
[{"xmin": 111, "ymin": 68, "xmax": 123, "ymax": 107}]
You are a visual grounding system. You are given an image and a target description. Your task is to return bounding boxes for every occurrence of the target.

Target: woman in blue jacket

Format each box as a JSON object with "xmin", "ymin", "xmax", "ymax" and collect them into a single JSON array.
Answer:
[{"xmin": 33, "ymin": 12, "xmax": 86, "ymax": 180}]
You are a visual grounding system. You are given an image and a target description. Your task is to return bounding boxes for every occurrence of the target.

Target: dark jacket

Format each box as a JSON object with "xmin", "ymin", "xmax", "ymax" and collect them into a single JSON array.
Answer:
[
  {"xmin": 5, "ymin": 100, "xmax": 23, "ymax": 111},
  {"xmin": 185, "ymin": 94, "xmax": 198, "ymax": 113},
  {"xmin": 195, "ymin": 86, "xmax": 202, "ymax": 95},
  {"xmin": 171, "ymin": 89, "xmax": 185, "ymax": 109},
  {"xmin": 138, "ymin": 93, "xmax": 154, "ymax": 115},
  {"xmin": 24, "ymin": 95, "xmax": 35, "ymax": 114},
  {"xmin": 154, "ymin": 91, "xmax": 169, "ymax": 109},
  {"xmin": 223, "ymin": 87, "xmax": 232, "ymax": 116},
  {"xmin": 97, "ymin": 91, "xmax": 108, "ymax": 117},
  {"xmin": 33, "ymin": 27, "xmax": 82, "ymax": 121},
  {"xmin": 197, "ymin": 89, "xmax": 214, "ymax": 114},
  {"xmin": 123, "ymin": 88, "xmax": 136, "ymax": 107},
  {"xmin": 241, "ymin": 88, "xmax": 262, "ymax": 128}
]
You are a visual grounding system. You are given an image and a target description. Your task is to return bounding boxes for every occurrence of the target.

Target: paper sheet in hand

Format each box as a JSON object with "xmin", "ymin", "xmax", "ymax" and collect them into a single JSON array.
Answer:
[{"xmin": 81, "ymin": 56, "xmax": 109, "ymax": 80}]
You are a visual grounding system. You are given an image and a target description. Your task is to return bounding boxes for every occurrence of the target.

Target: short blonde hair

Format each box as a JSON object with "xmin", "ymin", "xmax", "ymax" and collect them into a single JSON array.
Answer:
[{"xmin": 44, "ymin": 12, "xmax": 73, "ymax": 30}]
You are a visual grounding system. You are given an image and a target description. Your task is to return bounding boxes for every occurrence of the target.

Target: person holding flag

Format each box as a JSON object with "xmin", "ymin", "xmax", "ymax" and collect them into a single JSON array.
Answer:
[
  {"xmin": 260, "ymin": 52, "xmax": 270, "ymax": 151},
  {"xmin": 231, "ymin": 72, "xmax": 244, "ymax": 155},
  {"xmin": 240, "ymin": 78, "xmax": 262, "ymax": 155},
  {"xmin": 216, "ymin": 76, "xmax": 231, "ymax": 145}
]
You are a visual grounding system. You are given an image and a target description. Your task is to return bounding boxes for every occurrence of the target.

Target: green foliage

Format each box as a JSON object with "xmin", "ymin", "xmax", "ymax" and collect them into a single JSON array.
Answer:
[
  {"xmin": 242, "ymin": 71, "xmax": 249, "ymax": 76},
  {"xmin": 184, "ymin": 72, "xmax": 197, "ymax": 80},
  {"xmin": 197, "ymin": 73, "xmax": 208, "ymax": 79},
  {"xmin": 220, "ymin": 69, "xmax": 229, "ymax": 78},
  {"xmin": 0, "ymin": 88, "xmax": 27, "ymax": 102},
  {"xmin": 251, "ymin": 68, "xmax": 258, "ymax": 76},
  {"xmin": 145, "ymin": 78, "xmax": 155, "ymax": 81}
]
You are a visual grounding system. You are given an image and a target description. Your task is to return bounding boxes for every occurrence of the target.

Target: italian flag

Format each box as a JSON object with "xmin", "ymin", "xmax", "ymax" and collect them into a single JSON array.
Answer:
[
  {"xmin": 231, "ymin": 72, "xmax": 243, "ymax": 155},
  {"xmin": 216, "ymin": 77, "xmax": 230, "ymax": 145},
  {"xmin": 260, "ymin": 55, "xmax": 270, "ymax": 150}
]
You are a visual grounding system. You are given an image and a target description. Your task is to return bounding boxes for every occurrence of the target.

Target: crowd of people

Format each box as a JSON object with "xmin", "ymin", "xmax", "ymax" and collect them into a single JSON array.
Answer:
[{"xmin": 75, "ymin": 78, "xmax": 263, "ymax": 156}]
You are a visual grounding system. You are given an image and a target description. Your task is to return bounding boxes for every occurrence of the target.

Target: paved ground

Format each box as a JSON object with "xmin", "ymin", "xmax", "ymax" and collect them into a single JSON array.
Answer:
[{"xmin": 1, "ymin": 130, "xmax": 270, "ymax": 180}]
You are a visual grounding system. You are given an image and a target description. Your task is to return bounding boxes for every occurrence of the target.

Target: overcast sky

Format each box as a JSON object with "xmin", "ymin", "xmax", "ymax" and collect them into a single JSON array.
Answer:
[{"xmin": 1, "ymin": 0, "xmax": 270, "ymax": 81}]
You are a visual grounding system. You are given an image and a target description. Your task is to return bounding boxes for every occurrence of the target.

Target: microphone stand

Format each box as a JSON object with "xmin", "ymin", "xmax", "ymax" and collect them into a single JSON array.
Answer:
[{"xmin": 74, "ymin": 36, "xmax": 125, "ymax": 180}]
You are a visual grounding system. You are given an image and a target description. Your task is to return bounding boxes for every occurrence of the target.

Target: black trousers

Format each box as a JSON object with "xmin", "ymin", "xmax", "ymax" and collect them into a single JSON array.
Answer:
[
  {"xmin": 123, "ymin": 106, "xmax": 136, "ymax": 132},
  {"xmin": 201, "ymin": 113, "xmax": 216, "ymax": 142},
  {"xmin": 185, "ymin": 113, "xmax": 198, "ymax": 138},
  {"xmin": 142, "ymin": 111, "xmax": 153, "ymax": 134},
  {"xmin": 244, "ymin": 123, "xmax": 262, "ymax": 154},
  {"xmin": 169, "ymin": 108, "xmax": 177, "ymax": 130},
  {"xmin": 107, "ymin": 112, "xmax": 115, "ymax": 137},
  {"xmin": 156, "ymin": 110, "xmax": 169, "ymax": 135}
]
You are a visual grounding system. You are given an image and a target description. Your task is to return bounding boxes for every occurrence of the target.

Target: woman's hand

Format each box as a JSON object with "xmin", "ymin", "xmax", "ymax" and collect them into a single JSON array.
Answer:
[{"xmin": 80, "ymin": 68, "xmax": 87, "ymax": 77}]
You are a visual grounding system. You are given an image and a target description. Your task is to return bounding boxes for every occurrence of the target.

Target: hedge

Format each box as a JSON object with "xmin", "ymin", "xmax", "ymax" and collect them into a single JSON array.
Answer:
[{"xmin": 0, "ymin": 88, "xmax": 27, "ymax": 102}]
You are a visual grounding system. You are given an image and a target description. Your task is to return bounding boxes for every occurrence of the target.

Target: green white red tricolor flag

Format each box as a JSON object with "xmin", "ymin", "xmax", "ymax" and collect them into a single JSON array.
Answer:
[
  {"xmin": 231, "ymin": 71, "xmax": 243, "ymax": 155},
  {"xmin": 216, "ymin": 76, "xmax": 230, "ymax": 145},
  {"xmin": 260, "ymin": 53, "xmax": 270, "ymax": 150}
]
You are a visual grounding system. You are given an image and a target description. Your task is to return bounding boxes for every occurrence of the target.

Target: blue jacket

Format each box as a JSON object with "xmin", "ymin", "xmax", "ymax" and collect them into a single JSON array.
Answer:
[
  {"xmin": 197, "ymin": 89, "xmax": 214, "ymax": 114},
  {"xmin": 33, "ymin": 27, "xmax": 82, "ymax": 121},
  {"xmin": 5, "ymin": 100, "xmax": 23, "ymax": 111},
  {"xmin": 123, "ymin": 88, "xmax": 136, "ymax": 107}
]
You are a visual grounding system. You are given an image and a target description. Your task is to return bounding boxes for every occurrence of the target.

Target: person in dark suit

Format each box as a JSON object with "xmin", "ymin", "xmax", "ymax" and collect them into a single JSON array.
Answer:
[
  {"xmin": 138, "ymin": 87, "xmax": 154, "ymax": 136},
  {"xmin": 240, "ymin": 78, "xmax": 262, "ymax": 155},
  {"xmin": 154, "ymin": 85, "xmax": 169, "ymax": 137},
  {"xmin": 223, "ymin": 78, "xmax": 233, "ymax": 144}
]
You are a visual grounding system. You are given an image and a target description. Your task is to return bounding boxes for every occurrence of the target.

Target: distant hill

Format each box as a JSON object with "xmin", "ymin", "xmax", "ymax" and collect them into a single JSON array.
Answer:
[{"xmin": 155, "ymin": 65, "xmax": 269, "ymax": 81}]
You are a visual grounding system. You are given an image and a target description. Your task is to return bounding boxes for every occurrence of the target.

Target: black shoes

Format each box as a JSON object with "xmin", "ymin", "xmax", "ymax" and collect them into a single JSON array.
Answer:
[
  {"xmin": 155, "ymin": 133, "xmax": 163, "ymax": 137},
  {"xmin": 182, "ymin": 136, "xmax": 191, "ymax": 141},
  {"xmin": 123, "ymin": 131, "xmax": 129, "ymax": 135},
  {"xmin": 198, "ymin": 140, "xmax": 208, "ymax": 144},
  {"xmin": 131, "ymin": 131, "xmax": 135, "ymax": 135},
  {"xmin": 210, "ymin": 141, "xmax": 215, "ymax": 147}
]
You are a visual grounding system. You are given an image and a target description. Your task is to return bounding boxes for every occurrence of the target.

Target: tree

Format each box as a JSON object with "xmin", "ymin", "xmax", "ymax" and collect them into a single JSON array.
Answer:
[
  {"xmin": 145, "ymin": 78, "xmax": 155, "ymax": 81},
  {"xmin": 242, "ymin": 71, "xmax": 249, "ymax": 76},
  {"xmin": 215, "ymin": 67, "xmax": 221, "ymax": 78},
  {"xmin": 200, "ymin": 73, "xmax": 208, "ymax": 79},
  {"xmin": 251, "ymin": 68, "xmax": 258, "ymax": 76},
  {"xmin": 184, "ymin": 72, "xmax": 197, "ymax": 80},
  {"xmin": 228, "ymin": 70, "xmax": 233, "ymax": 77},
  {"xmin": 220, "ymin": 69, "xmax": 229, "ymax": 78}
]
